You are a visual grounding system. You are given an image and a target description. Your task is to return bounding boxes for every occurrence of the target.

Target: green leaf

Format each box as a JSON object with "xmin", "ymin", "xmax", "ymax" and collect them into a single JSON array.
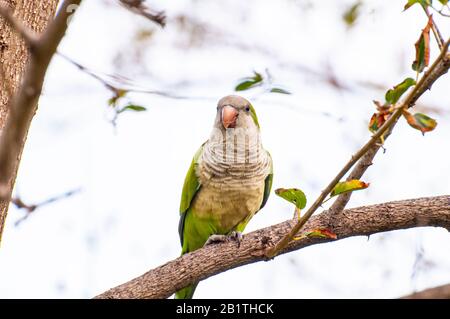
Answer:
[
  {"xmin": 275, "ymin": 188, "xmax": 307, "ymax": 210},
  {"xmin": 295, "ymin": 228, "xmax": 338, "ymax": 240},
  {"xmin": 270, "ymin": 87, "xmax": 291, "ymax": 94},
  {"xmin": 404, "ymin": 0, "xmax": 432, "ymax": 10},
  {"xmin": 438, "ymin": 0, "xmax": 448, "ymax": 5},
  {"xmin": 118, "ymin": 104, "xmax": 147, "ymax": 113},
  {"xmin": 343, "ymin": 1, "xmax": 362, "ymax": 26},
  {"xmin": 402, "ymin": 110, "xmax": 437, "ymax": 134},
  {"xmin": 385, "ymin": 78, "xmax": 416, "ymax": 105},
  {"xmin": 235, "ymin": 71, "xmax": 263, "ymax": 91},
  {"xmin": 330, "ymin": 180, "xmax": 369, "ymax": 197},
  {"xmin": 235, "ymin": 81, "xmax": 259, "ymax": 91},
  {"xmin": 412, "ymin": 15, "xmax": 433, "ymax": 73},
  {"xmin": 108, "ymin": 89, "xmax": 128, "ymax": 106}
]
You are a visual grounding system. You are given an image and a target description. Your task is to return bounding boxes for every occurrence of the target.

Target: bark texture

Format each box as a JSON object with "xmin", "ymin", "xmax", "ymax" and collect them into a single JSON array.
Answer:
[
  {"xmin": 95, "ymin": 195, "xmax": 450, "ymax": 299},
  {"xmin": 0, "ymin": 0, "xmax": 58, "ymax": 242},
  {"xmin": 402, "ymin": 283, "xmax": 450, "ymax": 299}
]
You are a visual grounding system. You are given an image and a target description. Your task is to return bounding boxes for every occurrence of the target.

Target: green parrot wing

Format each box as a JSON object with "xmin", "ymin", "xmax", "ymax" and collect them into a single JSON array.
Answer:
[
  {"xmin": 178, "ymin": 143, "xmax": 204, "ymax": 245},
  {"xmin": 259, "ymin": 150, "xmax": 273, "ymax": 210}
]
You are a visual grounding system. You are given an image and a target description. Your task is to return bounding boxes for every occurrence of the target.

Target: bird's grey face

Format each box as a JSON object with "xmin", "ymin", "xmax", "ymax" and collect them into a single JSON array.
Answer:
[
  {"xmin": 215, "ymin": 95, "xmax": 256, "ymax": 130},
  {"xmin": 209, "ymin": 95, "xmax": 262, "ymax": 163}
]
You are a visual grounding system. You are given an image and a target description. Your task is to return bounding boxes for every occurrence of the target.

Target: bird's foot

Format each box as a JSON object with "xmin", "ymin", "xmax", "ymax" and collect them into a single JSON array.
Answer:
[
  {"xmin": 204, "ymin": 234, "xmax": 228, "ymax": 246},
  {"xmin": 228, "ymin": 231, "xmax": 243, "ymax": 247},
  {"xmin": 204, "ymin": 231, "xmax": 243, "ymax": 247}
]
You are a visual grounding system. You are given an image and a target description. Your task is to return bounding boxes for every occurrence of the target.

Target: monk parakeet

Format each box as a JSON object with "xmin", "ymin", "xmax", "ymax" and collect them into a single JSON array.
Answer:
[{"xmin": 175, "ymin": 95, "xmax": 273, "ymax": 299}]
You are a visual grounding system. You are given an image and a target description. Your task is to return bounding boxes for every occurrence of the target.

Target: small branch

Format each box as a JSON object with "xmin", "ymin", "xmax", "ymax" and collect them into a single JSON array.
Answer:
[
  {"xmin": 95, "ymin": 195, "xmax": 450, "ymax": 299},
  {"xmin": 430, "ymin": 4, "xmax": 450, "ymax": 17},
  {"xmin": 0, "ymin": 4, "xmax": 38, "ymax": 48},
  {"xmin": 266, "ymin": 39, "xmax": 450, "ymax": 258},
  {"xmin": 423, "ymin": 7, "xmax": 445, "ymax": 50},
  {"xmin": 57, "ymin": 52, "xmax": 118, "ymax": 92},
  {"xmin": 57, "ymin": 52, "xmax": 207, "ymax": 100},
  {"xmin": 12, "ymin": 188, "xmax": 81, "ymax": 226},
  {"xmin": 401, "ymin": 283, "xmax": 450, "ymax": 299},
  {"xmin": 11, "ymin": 198, "xmax": 37, "ymax": 213},
  {"xmin": 118, "ymin": 0, "xmax": 166, "ymax": 27},
  {"xmin": 328, "ymin": 146, "xmax": 378, "ymax": 214}
]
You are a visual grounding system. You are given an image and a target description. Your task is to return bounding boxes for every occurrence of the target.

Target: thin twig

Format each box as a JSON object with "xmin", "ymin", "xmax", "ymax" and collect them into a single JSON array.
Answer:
[
  {"xmin": 57, "ymin": 52, "xmax": 209, "ymax": 100},
  {"xmin": 430, "ymin": 4, "xmax": 450, "ymax": 17},
  {"xmin": 0, "ymin": 4, "xmax": 38, "ymax": 48},
  {"xmin": 12, "ymin": 188, "xmax": 81, "ymax": 226},
  {"xmin": 266, "ymin": 39, "xmax": 450, "ymax": 258},
  {"xmin": 118, "ymin": 0, "xmax": 166, "ymax": 27},
  {"xmin": 423, "ymin": 7, "xmax": 445, "ymax": 50}
]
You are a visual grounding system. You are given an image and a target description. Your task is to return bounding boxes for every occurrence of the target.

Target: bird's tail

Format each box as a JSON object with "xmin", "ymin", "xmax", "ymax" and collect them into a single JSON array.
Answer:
[{"xmin": 175, "ymin": 282, "xmax": 199, "ymax": 299}]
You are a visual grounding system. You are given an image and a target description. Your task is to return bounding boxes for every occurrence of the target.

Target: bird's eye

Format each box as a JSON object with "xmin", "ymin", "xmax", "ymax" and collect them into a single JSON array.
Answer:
[{"xmin": 245, "ymin": 106, "xmax": 250, "ymax": 112}]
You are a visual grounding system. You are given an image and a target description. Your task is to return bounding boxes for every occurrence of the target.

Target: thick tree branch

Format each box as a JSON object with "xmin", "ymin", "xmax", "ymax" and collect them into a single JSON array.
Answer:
[
  {"xmin": 0, "ymin": 0, "xmax": 82, "ymax": 244},
  {"xmin": 95, "ymin": 195, "xmax": 450, "ymax": 299},
  {"xmin": 402, "ymin": 283, "xmax": 450, "ymax": 299},
  {"xmin": 0, "ymin": 5, "xmax": 38, "ymax": 47}
]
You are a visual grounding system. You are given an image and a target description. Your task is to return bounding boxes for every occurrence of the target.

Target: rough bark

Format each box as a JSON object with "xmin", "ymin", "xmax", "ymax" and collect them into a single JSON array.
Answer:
[
  {"xmin": 0, "ymin": 0, "xmax": 59, "ymax": 243},
  {"xmin": 402, "ymin": 283, "xmax": 450, "ymax": 299},
  {"xmin": 95, "ymin": 195, "xmax": 450, "ymax": 299}
]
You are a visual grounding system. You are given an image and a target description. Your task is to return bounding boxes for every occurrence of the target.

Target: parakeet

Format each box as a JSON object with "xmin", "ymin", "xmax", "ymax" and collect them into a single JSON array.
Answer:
[{"xmin": 175, "ymin": 95, "xmax": 273, "ymax": 299}]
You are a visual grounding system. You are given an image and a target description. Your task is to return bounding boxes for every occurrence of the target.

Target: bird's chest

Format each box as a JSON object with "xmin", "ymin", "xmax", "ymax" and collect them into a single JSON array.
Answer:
[{"xmin": 191, "ymin": 176, "xmax": 265, "ymax": 232}]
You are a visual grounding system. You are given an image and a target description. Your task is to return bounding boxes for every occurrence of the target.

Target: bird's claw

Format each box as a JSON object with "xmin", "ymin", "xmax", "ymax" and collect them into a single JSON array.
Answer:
[
  {"xmin": 204, "ymin": 234, "xmax": 228, "ymax": 246},
  {"xmin": 204, "ymin": 231, "xmax": 243, "ymax": 247},
  {"xmin": 229, "ymin": 231, "xmax": 243, "ymax": 247}
]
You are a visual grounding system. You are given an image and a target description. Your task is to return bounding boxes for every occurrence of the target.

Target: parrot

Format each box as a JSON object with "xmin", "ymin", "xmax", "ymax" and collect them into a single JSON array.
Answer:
[{"xmin": 175, "ymin": 95, "xmax": 273, "ymax": 299}]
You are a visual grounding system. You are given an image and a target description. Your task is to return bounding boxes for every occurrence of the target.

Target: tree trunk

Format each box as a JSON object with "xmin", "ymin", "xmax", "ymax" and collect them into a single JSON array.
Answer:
[{"xmin": 0, "ymin": 0, "xmax": 58, "ymax": 243}]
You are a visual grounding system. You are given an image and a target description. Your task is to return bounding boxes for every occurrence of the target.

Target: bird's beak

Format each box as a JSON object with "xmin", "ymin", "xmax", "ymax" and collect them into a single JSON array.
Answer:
[{"xmin": 221, "ymin": 105, "xmax": 238, "ymax": 129}]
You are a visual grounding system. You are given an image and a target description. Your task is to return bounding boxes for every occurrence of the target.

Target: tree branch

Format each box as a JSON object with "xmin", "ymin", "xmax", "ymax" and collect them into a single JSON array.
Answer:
[
  {"xmin": 0, "ymin": 0, "xmax": 83, "ymax": 244},
  {"xmin": 118, "ymin": 0, "xmax": 166, "ymax": 27},
  {"xmin": 402, "ymin": 283, "xmax": 450, "ymax": 299},
  {"xmin": 266, "ymin": 39, "xmax": 450, "ymax": 258},
  {"xmin": 330, "ymin": 40, "xmax": 450, "ymax": 216},
  {"xmin": 95, "ymin": 195, "xmax": 450, "ymax": 299},
  {"xmin": 12, "ymin": 188, "xmax": 81, "ymax": 226},
  {"xmin": 57, "ymin": 52, "xmax": 194, "ymax": 99}
]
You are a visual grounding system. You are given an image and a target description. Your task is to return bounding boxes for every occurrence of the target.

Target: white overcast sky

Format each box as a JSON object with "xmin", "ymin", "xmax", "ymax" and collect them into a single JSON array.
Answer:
[{"xmin": 0, "ymin": 0, "xmax": 449, "ymax": 298}]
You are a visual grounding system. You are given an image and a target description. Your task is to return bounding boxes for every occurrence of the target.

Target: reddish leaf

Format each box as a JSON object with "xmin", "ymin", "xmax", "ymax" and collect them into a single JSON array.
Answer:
[
  {"xmin": 295, "ymin": 228, "xmax": 338, "ymax": 240},
  {"xmin": 368, "ymin": 101, "xmax": 393, "ymax": 133},
  {"xmin": 412, "ymin": 15, "xmax": 433, "ymax": 73},
  {"xmin": 402, "ymin": 110, "xmax": 437, "ymax": 134},
  {"xmin": 331, "ymin": 180, "xmax": 370, "ymax": 197}
]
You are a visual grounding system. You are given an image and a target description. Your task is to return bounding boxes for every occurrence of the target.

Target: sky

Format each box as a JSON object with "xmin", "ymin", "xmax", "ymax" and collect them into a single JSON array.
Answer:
[{"xmin": 0, "ymin": 0, "xmax": 449, "ymax": 298}]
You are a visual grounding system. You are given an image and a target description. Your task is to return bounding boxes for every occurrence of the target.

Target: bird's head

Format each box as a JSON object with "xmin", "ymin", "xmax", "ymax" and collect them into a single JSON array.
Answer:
[{"xmin": 215, "ymin": 95, "xmax": 260, "ymax": 131}]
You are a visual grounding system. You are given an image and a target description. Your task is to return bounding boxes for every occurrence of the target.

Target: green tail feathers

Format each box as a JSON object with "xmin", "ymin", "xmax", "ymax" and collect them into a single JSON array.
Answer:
[{"xmin": 175, "ymin": 282, "xmax": 198, "ymax": 299}]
